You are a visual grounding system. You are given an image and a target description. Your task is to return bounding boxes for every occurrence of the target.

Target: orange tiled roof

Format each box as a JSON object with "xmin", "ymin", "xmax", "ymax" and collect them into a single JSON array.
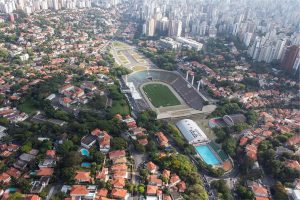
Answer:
[
  {"xmin": 170, "ymin": 174, "xmax": 180, "ymax": 185},
  {"xmin": 177, "ymin": 181, "xmax": 186, "ymax": 192},
  {"xmin": 25, "ymin": 195, "xmax": 41, "ymax": 200},
  {"xmin": 111, "ymin": 164, "xmax": 127, "ymax": 172},
  {"xmin": 74, "ymin": 171, "xmax": 92, "ymax": 182},
  {"xmin": 147, "ymin": 185, "xmax": 158, "ymax": 195},
  {"xmin": 0, "ymin": 172, "xmax": 10, "ymax": 182},
  {"xmin": 36, "ymin": 168, "xmax": 54, "ymax": 176},
  {"xmin": 6, "ymin": 167, "xmax": 21, "ymax": 178},
  {"xmin": 255, "ymin": 197, "xmax": 270, "ymax": 200},
  {"xmin": 252, "ymin": 182, "xmax": 268, "ymax": 197},
  {"xmin": 70, "ymin": 185, "xmax": 89, "ymax": 196},
  {"xmin": 162, "ymin": 169, "xmax": 170, "ymax": 179},
  {"xmin": 111, "ymin": 188, "xmax": 127, "ymax": 198},
  {"xmin": 110, "ymin": 178, "xmax": 125, "ymax": 188},
  {"xmin": 46, "ymin": 150, "xmax": 56, "ymax": 157},
  {"xmin": 109, "ymin": 150, "xmax": 126, "ymax": 160},
  {"xmin": 147, "ymin": 161, "xmax": 157, "ymax": 171},
  {"xmin": 240, "ymin": 137, "xmax": 249, "ymax": 146},
  {"xmin": 156, "ymin": 132, "xmax": 168, "ymax": 146},
  {"xmin": 285, "ymin": 160, "xmax": 300, "ymax": 171},
  {"xmin": 286, "ymin": 135, "xmax": 300, "ymax": 146},
  {"xmin": 97, "ymin": 188, "xmax": 108, "ymax": 197}
]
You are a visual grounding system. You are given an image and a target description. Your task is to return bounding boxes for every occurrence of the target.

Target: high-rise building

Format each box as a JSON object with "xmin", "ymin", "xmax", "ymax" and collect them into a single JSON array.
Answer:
[
  {"xmin": 168, "ymin": 20, "xmax": 182, "ymax": 37},
  {"xmin": 281, "ymin": 45, "xmax": 300, "ymax": 70},
  {"xmin": 144, "ymin": 18, "xmax": 155, "ymax": 37}
]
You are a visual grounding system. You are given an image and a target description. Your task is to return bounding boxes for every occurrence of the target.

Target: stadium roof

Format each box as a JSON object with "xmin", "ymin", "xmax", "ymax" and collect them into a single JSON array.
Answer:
[
  {"xmin": 176, "ymin": 119, "xmax": 209, "ymax": 144},
  {"xmin": 223, "ymin": 114, "xmax": 246, "ymax": 126}
]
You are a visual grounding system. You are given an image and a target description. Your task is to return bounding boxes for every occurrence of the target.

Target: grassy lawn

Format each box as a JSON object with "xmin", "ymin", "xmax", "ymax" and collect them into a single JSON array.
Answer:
[
  {"xmin": 110, "ymin": 100, "xmax": 130, "ymax": 115},
  {"xmin": 113, "ymin": 41, "xmax": 127, "ymax": 47},
  {"xmin": 133, "ymin": 66, "xmax": 147, "ymax": 71},
  {"xmin": 143, "ymin": 83, "xmax": 180, "ymax": 107},
  {"xmin": 18, "ymin": 99, "xmax": 37, "ymax": 114}
]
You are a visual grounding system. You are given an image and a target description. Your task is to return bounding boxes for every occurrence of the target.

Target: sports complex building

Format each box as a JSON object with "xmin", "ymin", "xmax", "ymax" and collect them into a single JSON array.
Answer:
[
  {"xmin": 176, "ymin": 119, "xmax": 232, "ymax": 170},
  {"xmin": 121, "ymin": 69, "xmax": 215, "ymax": 119}
]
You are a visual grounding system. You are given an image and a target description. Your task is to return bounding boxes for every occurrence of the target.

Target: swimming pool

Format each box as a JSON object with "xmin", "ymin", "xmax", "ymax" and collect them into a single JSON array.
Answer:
[
  {"xmin": 81, "ymin": 162, "xmax": 91, "ymax": 168},
  {"xmin": 195, "ymin": 145, "xmax": 221, "ymax": 165},
  {"xmin": 80, "ymin": 148, "xmax": 89, "ymax": 156}
]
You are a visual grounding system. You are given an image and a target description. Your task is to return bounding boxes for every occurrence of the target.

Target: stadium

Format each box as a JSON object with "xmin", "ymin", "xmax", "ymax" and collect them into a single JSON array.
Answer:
[{"xmin": 121, "ymin": 69, "xmax": 215, "ymax": 119}]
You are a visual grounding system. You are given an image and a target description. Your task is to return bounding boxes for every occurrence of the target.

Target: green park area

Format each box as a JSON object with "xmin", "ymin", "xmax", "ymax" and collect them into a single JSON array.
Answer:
[
  {"xmin": 17, "ymin": 99, "xmax": 37, "ymax": 115},
  {"xmin": 143, "ymin": 83, "xmax": 180, "ymax": 108}
]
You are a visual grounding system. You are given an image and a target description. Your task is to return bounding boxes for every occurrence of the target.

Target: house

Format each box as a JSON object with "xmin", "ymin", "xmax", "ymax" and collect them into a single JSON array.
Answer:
[
  {"xmin": 147, "ymin": 185, "xmax": 158, "ymax": 196},
  {"xmin": 38, "ymin": 158, "xmax": 56, "ymax": 168},
  {"xmin": 97, "ymin": 188, "xmax": 108, "ymax": 197},
  {"xmin": 81, "ymin": 135, "xmax": 97, "ymax": 149},
  {"xmin": 156, "ymin": 132, "xmax": 169, "ymax": 147},
  {"xmin": 70, "ymin": 185, "xmax": 89, "ymax": 199},
  {"xmin": 246, "ymin": 144, "xmax": 258, "ymax": 160},
  {"xmin": 112, "ymin": 157, "xmax": 127, "ymax": 164},
  {"xmin": 287, "ymin": 135, "xmax": 300, "ymax": 146},
  {"xmin": 147, "ymin": 161, "xmax": 157, "ymax": 174},
  {"xmin": 177, "ymin": 181, "xmax": 186, "ymax": 192},
  {"xmin": 111, "ymin": 164, "xmax": 127, "ymax": 172},
  {"xmin": 111, "ymin": 188, "xmax": 128, "ymax": 199},
  {"xmin": 6, "ymin": 167, "xmax": 21, "ymax": 178},
  {"xmin": 25, "ymin": 195, "xmax": 41, "ymax": 200},
  {"xmin": 46, "ymin": 150, "xmax": 56, "ymax": 158},
  {"xmin": 169, "ymin": 174, "xmax": 181, "ymax": 187},
  {"xmin": 113, "ymin": 171, "xmax": 128, "ymax": 179},
  {"xmin": 162, "ymin": 169, "xmax": 171, "ymax": 180},
  {"xmin": 148, "ymin": 175, "xmax": 163, "ymax": 186},
  {"xmin": 110, "ymin": 178, "xmax": 126, "ymax": 188},
  {"xmin": 109, "ymin": 150, "xmax": 126, "ymax": 160},
  {"xmin": 31, "ymin": 177, "xmax": 50, "ymax": 193},
  {"xmin": 248, "ymin": 181, "xmax": 269, "ymax": 198},
  {"xmin": 130, "ymin": 127, "xmax": 146, "ymax": 136},
  {"xmin": 99, "ymin": 133, "xmax": 111, "ymax": 153},
  {"xmin": 36, "ymin": 167, "xmax": 54, "ymax": 176},
  {"xmin": 163, "ymin": 196, "xmax": 172, "ymax": 200},
  {"xmin": 138, "ymin": 138, "xmax": 148, "ymax": 146},
  {"xmin": 95, "ymin": 168, "xmax": 109, "ymax": 181},
  {"xmin": 74, "ymin": 171, "xmax": 92, "ymax": 183},
  {"xmin": 0, "ymin": 172, "xmax": 11, "ymax": 184},
  {"xmin": 285, "ymin": 160, "xmax": 300, "ymax": 171},
  {"xmin": 59, "ymin": 97, "xmax": 72, "ymax": 107}
]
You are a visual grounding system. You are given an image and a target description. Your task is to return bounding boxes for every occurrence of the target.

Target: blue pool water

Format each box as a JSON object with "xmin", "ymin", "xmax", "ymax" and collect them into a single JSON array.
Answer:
[
  {"xmin": 81, "ymin": 162, "xmax": 91, "ymax": 168},
  {"xmin": 8, "ymin": 188, "xmax": 17, "ymax": 192},
  {"xmin": 195, "ymin": 145, "xmax": 221, "ymax": 165},
  {"xmin": 80, "ymin": 148, "xmax": 89, "ymax": 156}
]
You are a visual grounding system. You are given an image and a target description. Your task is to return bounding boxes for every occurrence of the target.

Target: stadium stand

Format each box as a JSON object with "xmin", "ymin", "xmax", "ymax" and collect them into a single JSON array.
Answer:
[{"xmin": 124, "ymin": 70, "xmax": 204, "ymax": 110}]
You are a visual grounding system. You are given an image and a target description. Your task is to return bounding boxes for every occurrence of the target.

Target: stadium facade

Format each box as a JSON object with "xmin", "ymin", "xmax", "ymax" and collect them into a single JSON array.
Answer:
[{"xmin": 176, "ymin": 119, "xmax": 209, "ymax": 144}]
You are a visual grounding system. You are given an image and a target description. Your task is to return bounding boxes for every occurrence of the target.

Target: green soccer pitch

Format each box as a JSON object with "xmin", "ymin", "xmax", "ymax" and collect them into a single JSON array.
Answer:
[{"xmin": 142, "ymin": 83, "xmax": 181, "ymax": 107}]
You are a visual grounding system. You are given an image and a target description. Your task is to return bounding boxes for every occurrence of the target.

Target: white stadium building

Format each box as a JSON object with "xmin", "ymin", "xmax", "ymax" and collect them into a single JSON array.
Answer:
[{"xmin": 176, "ymin": 119, "xmax": 209, "ymax": 144}]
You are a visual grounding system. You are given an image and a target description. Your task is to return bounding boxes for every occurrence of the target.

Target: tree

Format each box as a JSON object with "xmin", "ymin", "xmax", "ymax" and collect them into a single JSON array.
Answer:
[
  {"xmin": 271, "ymin": 182, "xmax": 288, "ymax": 200},
  {"xmin": 236, "ymin": 184, "xmax": 255, "ymax": 200},
  {"xmin": 62, "ymin": 151, "xmax": 82, "ymax": 167},
  {"xmin": 92, "ymin": 151, "xmax": 105, "ymax": 164},
  {"xmin": 138, "ymin": 184, "xmax": 145, "ymax": 194},
  {"xmin": 135, "ymin": 143, "xmax": 146, "ymax": 153},
  {"xmin": 21, "ymin": 141, "xmax": 32, "ymax": 153},
  {"xmin": 211, "ymin": 180, "xmax": 233, "ymax": 200},
  {"xmin": 111, "ymin": 137, "xmax": 127, "ymax": 150},
  {"xmin": 187, "ymin": 184, "xmax": 209, "ymax": 200},
  {"xmin": 245, "ymin": 110, "xmax": 258, "ymax": 125},
  {"xmin": 0, "ymin": 117, "xmax": 9, "ymax": 126},
  {"xmin": 61, "ymin": 167, "xmax": 75, "ymax": 183},
  {"xmin": 8, "ymin": 192, "xmax": 23, "ymax": 200},
  {"xmin": 222, "ymin": 137, "xmax": 237, "ymax": 157},
  {"xmin": 58, "ymin": 140, "xmax": 74, "ymax": 155}
]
